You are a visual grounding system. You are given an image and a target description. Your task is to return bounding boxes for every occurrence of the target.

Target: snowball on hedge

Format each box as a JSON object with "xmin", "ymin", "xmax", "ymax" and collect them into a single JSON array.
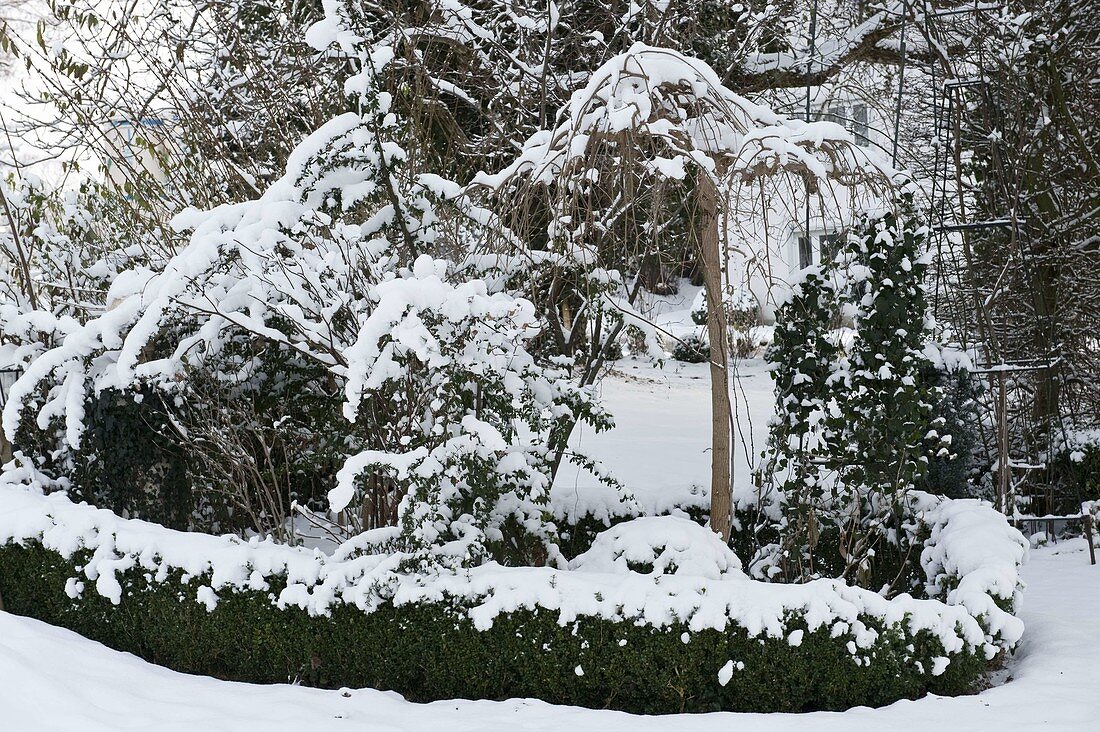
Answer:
[
  {"xmin": 64, "ymin": 577, "xmax": 84, "ymax": 599},
  {"xmin": 197, "ymin": 586, "xmax": 219, "ymax": 612},
  {"xmin": 717, "ymin": 660, "xmax": 744, "ymax": 686},
  {"xmin": 717, "ymin": 660, "xmax": 734, "ymax": 686},
  {"xmin": 568, "ymin": 516, "xmax": 745, "ymax": 579}
]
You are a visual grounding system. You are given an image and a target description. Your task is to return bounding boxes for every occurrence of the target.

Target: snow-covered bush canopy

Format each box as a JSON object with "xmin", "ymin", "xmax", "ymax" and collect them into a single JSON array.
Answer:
[
  {"xmin": 569, "ymin": 516, "xmax": 745, "ymax": 579},
  {"xmin": 472, "ymin": 41, "xmax": 894, "ymax": 312},
  {"xmin": 0, "ymin": 0, "xmax": 614, "ymax": 564},
  {"xmin": 476, "ymin": 43, "xmax": 893, "ymax": 198},
  {"xmin": 472, "ymin": 42, "xmax": 894, "ymax": 329}
]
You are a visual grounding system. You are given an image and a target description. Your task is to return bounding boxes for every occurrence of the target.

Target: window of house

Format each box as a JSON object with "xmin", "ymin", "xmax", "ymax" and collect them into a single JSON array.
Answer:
[
  {"xmin": 852, "ymin": 104, "xmax": 869, "ymax": 147},
  {"xmin": 797, "ymin": 232, "xmax": 841, "ymax": 269},
  {"xmin": 798, "ymin": 235, "xmax": 813, "ymax": 269}
]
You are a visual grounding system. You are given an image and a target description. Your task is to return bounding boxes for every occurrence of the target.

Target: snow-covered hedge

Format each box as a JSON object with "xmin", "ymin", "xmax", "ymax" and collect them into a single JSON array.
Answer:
[
  {"xmin": 919, "ymin": 496, "xmax": 1028, "ymax": 636},
  {"xmin": 0, "ymin": 476, "xmax": 1024, "ymax": 712},
  {"xmin": 1046, "ymin": 427, "xmax": 1100, "ymax": 514}
]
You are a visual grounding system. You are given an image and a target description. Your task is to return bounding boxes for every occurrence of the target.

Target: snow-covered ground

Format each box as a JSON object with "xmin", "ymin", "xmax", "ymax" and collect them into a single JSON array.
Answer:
[
  {"xmin": 551, "ymin": 356, "xmax": 775, "ymax": 521},
  {"xmin": 0, "ymin": 538, "xmax": 1094, "ymax": 731},
  {"xmin": 1, "ymin": 364, "xmax": 1096, "ymax": 730},
  {"xmin": 549, "ymin": 283, "xmax": 776, "ymax": 523}
]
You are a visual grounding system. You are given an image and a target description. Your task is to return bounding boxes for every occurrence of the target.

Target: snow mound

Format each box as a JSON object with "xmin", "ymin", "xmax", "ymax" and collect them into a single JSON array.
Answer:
[
  {"xmin": 569, "ymin": 516, "xmax": 745, "ymax": 579},
  {"xmin": 919, "ymin": 495, "xmax": 1028, "ymax": 648}
]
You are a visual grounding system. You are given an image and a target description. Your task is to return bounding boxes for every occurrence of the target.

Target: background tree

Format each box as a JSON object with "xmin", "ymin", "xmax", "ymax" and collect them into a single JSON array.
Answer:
[{"xmin": 956, "ymin": 0, "xmax": 1100, "ymax": 512}]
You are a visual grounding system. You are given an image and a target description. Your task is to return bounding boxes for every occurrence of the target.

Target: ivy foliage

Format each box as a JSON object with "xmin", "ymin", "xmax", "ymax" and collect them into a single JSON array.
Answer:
[
  {"xmin": 70, "ymin": 387, "xmax": 193, "ymax": 530},
  {"xmin": 756, "ymin": 195, "xmax": 951, "ymax": 586}
]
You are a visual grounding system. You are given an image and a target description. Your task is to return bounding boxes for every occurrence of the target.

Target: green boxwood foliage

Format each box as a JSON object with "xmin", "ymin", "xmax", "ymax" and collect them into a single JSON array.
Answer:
[{"xmin": 0, "ymin": 541, "xmax": 986, "ymax": 714}]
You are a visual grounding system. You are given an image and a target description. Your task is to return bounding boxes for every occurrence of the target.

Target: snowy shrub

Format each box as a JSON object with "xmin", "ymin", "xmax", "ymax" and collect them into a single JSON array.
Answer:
[
  {"xmin": 672, "ymin": 332, "xmax": 709, "ymax": 363},
  {"xmin": 691, "ymin": 290, "xmax": 709, "ymax": 326},
  {"xmin": 687, "ymin": 289, "xmax": 757, "ymax": 356},
  {"xmin": 1082, "ymin": 501, "xmax": 1100, "ymax": 534},
  {"xmin": 65, "ymin": 387, "xmax": 195, "ymax": 531},
  {"xmin": 0, "ymin": 538, "xmax": 991, "ymax": 713},
  {"xmin": 726, "ymin": 290, "xmax": 760, "ymax": 357},
  {"xmin": 0, "ymin": 482, "xmax": 1014, "ymax": 713},
  {"xmin": 1047, "ymin": 429, "xmax": 1100, "ymax": 515},
  {"xmin": 755, "ymin": 263, "xmax": 845, "ymax": 581},
  {"xmin": 833, "ymin": 198, "xmax": 947, "ymax": 541},
  {"xmin": 756, "ymin": 193, "xmax": 949, "ymax": 587},
  {"xmin": 569, "ymin": 516, "xmax": 744, "ymax": 579},
  {"xmin": 2, "ymin": 7, "xmax": 615, "ymax": 561},
  {"xmin": 328, "ymin": 255, "xmax": 614, "ymax": 565}
]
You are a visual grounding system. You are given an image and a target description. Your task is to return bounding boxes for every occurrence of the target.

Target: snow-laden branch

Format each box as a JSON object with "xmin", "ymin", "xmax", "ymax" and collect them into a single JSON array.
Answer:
[
  {"xmin": 474, "ymin": 43, "xmax": 894, "ymax": 193},
  {"xmin": 733, "ymin": 1, "xmax": 988, "ymax": 92}
]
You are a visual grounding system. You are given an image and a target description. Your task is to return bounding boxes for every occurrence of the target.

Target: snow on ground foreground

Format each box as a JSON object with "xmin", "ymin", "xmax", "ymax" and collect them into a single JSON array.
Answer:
[{"xmin": 0, "ymin": 540, "xmax": 1094, "ymax": 731}]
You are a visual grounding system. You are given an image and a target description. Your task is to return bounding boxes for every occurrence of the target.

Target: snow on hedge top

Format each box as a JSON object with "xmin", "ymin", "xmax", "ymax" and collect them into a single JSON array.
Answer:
[
  {"xmin": 920, "ymin": 496, "xmax": 1028, "ymax": 646},
  {"xmin": 569, "ymin": 516, "xmax": 744, "ymax": 579},
  {"xmin": 0, "ymin": 472, "xmax": 1024, "ymax": 661}
]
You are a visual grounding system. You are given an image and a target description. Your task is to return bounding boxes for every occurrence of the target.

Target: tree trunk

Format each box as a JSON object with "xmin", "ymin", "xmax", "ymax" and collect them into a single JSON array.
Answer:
[{"xmin": 697, "ymin": 172, "xmax": 732, "ymax": 541}]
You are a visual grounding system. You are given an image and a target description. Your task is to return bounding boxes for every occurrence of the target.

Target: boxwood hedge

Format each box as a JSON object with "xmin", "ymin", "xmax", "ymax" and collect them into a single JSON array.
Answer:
[{"xmin": 0, "ymin": 541, "xmax": 986, "ymax": 714}]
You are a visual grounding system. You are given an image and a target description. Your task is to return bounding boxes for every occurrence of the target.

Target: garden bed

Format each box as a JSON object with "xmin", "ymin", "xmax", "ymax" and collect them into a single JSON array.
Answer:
[{"xmin": 0, "ymin": 472, "xmax": 1026, "ymax": 714}]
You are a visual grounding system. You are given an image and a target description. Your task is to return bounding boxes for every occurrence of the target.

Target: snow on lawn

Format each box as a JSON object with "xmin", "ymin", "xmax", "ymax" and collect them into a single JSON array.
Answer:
[
  {"xmin": 0, "ymin": 540, "xmax": 1093, "ymax": 731},
  {"xmin": 551, "ymin": 358, "xmax": 775, "ymax": 522}
]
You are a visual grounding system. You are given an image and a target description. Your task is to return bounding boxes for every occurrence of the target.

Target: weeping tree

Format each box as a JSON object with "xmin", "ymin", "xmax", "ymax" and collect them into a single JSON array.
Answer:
[{"xmin": 474, "ymin": 44, "xmax": 892, "ymax": 540}]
